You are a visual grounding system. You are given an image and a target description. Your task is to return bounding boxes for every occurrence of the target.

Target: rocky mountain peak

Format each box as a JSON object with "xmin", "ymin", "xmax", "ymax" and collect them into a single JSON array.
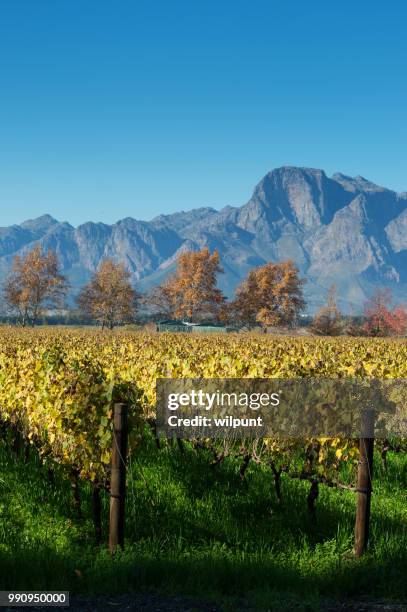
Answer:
[
  {"xmin": 20, "ymin": 214, "xmax": 61, "ymax": 234},
  {"xmin": 0, "ymin": 167, "xmax": 405, "ymax": 312}
]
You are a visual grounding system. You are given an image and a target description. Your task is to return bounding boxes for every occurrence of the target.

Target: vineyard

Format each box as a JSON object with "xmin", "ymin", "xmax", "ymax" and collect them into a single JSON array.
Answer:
[{"xmin": 0, "ymin": 328, "xmax": 406, "ymax": 609}]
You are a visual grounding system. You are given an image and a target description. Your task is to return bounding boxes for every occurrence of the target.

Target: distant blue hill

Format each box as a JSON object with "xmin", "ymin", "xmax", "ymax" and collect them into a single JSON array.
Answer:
[{"xmin": 1, "ymin": 166, "xmax": 406, "ymax": 313}]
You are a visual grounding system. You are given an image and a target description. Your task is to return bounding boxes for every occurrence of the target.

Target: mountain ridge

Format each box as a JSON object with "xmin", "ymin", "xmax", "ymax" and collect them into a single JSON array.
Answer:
[{"xmin": 1, "ymin": 166, "xmax": 406, "ymax": 313}]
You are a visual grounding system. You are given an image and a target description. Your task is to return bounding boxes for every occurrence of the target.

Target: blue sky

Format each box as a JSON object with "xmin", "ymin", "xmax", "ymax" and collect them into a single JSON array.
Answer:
[{"xmin": 0, "ymin": 0, "xmax": 406, "ymax": 227}]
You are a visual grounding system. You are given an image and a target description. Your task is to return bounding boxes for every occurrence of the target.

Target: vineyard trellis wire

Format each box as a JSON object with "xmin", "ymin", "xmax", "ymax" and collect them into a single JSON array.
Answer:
[{"xmin": 0, "ymin": 327, "xmax": 405, "ymax": 554}]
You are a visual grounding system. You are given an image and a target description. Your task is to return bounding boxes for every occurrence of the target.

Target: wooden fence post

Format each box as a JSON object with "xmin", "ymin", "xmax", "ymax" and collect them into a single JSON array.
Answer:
[
  {"xmin": 109, "ymin": 402, "xmax": 128, "ymax": 552},
  {"xmin": 354, "ymin": 408, "xmax": 375, "ymax": 557}
]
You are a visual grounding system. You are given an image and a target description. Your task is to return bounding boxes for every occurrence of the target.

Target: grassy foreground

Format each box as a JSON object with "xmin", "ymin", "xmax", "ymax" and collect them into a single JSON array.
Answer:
[{"xmin": 0, "ymin": 430, "xmax": 406, "ymax": 610}]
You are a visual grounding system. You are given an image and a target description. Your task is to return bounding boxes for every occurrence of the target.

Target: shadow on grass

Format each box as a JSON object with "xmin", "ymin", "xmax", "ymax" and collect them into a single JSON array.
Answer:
[
  {"xmin": 1, "ymin": 437, "xmax": 406, "ymax": 605},
  {"xmin": 134, "ymin": 438, "xmax": 398, "ymax": 550},
  {"xmin": 0, "ymin": 542, "xmax": 406, "ymax": 603}
]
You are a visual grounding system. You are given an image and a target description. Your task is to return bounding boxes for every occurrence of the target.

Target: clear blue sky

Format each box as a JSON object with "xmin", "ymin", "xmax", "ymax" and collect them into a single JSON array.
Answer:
[{"xmin": 0, "ymin": 0, "xmax": 406, "ymax": 227}]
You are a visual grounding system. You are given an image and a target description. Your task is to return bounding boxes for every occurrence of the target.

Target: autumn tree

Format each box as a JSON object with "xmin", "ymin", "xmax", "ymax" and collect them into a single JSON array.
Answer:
[
  {"xmin": 3, "ymin": 245, "xmax": 68, "ymax": 326},
  {"xmin": 363, "ymin": 288, "xmax": 407, "ymax": 337},
  {"xmin": 311, "ymin": 285, "xmax": 343, "ymax": 336},
  {"xmin": 232, "ymin": 260, "xmax": 305, "ymax": 330},
  {"xmin": 146, "ymin": 282, "xmax": 174, "ymax": 319},
  {"xmin": 147, "ymin": 248, "xmax": 226, "ymax": 322},
  {"xmin": 77, "ymin": 258, "xmax": 139, "ymax": 330}
]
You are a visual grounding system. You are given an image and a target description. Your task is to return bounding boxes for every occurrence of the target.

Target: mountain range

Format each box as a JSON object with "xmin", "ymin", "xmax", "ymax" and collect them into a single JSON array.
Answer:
[{"xmin": 1, "ymin": 166, "xmax": 406, "ymax": 313}]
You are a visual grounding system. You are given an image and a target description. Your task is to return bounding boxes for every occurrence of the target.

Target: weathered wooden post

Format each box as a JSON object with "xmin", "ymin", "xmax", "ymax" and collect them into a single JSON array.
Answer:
[
  {"xmin": 354, "ymin": 408, "xmax": 375, "ymax": 557},
  {"xmin": 109, "ymin": 402, "xmax": 128, "ymax": 552}
]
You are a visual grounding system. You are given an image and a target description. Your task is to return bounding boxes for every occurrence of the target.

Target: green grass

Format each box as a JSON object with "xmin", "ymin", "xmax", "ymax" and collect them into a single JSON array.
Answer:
[{"xmin": 0, "ymin": 433, "xmax": 406, "ymax": 610}]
